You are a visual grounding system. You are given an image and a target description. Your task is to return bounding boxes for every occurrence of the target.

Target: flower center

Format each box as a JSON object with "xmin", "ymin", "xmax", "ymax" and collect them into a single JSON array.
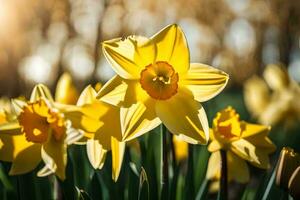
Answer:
[
  {"xmin": 18, "ymin": 99, "xmax": 66, "ymax": 143},
  {"xmin": 213, "ymin": 107, "xmax": 243, "ymax": 140},
  {"xmin": 140, "ymin": 61, "xmax": 179, "ymax": 100}
]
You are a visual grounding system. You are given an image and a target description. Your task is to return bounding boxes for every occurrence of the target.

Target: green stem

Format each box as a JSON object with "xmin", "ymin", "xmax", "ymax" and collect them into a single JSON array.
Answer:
[
  {"xmin": 218, "ymin": 150, "xmax": 228, "ymax": 200},
  {"xmin": 161, "ymin": 125, "xmax": 169, "ymax": 200}
]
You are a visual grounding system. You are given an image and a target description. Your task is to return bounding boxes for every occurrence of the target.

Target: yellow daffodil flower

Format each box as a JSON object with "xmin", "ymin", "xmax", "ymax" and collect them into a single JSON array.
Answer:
[
  {"xmin": 172, "ymin": 135, "xmax": 188, "ymax": 163},
  {"xmin": 244, "ymin": 64, "xmax": 300, "ymax": 126},
  {"xmin": 206, "ymin": 106, "xmax": 276, "ymax": 183},
  {"xmin": 0, "ymin": 84, "xmax": 99, "ymax": 180},
  {"xmin": 74, "ymin": 85, "xmax": 144, "ymax": 181},
  {"xmin": 98, "ymin": 24, "xmax": 228, "ymax": 144},
  {"xmin": 55, "ymin": 72, "xmax": 79, "ymax": 104},
  {"xmin": 70, "ymin": 85, "xmax": 125, "ymax": 181}
]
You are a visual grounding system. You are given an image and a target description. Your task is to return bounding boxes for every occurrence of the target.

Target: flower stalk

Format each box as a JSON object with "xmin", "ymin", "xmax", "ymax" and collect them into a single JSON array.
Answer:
[
  {"xmin": 161, "ymin": 124, "xmax": 169, "ymax": 199},
  {"xmin": 219, "ymin": 150, "xmax": 228, "ymax": 200}
]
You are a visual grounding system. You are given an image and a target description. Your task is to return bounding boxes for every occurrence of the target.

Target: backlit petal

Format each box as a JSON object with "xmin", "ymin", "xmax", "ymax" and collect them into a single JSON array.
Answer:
[
  {"xmin": 111, "ymin": 136, "xmax": 125, "ymax": 181},
  {"xmin": 241, "ymin": 122, "xmax": 270, "ymax": 138},
  {"xmin": 86, "ymin": 139, "xmax": 107, "ymax": 169},
  {"xmin": 151, "ymin": 24, "xmax": 189, "ymax": 74},
  {"xmin": 56, "ymin": 103, "xmax": 102, "ymax": 133},
  {"xmin": 208, "ymin": 140, "xmax": 223, "ymax": 152},
  {"xmin": 182, "ymin": 63, "xmax": 229, "ymax": 102},
  {"xmin": 77, "ymin": 85, "xmax": 98, "ymax": 106},
  {"xmin": 231, "ymin": 139, "xmax": 271, "ymax": 169},
  {"xmin": 155, "ymin": 89, "xmax": 209, "ymax": 144},
  {"xmin": 42, "ymin": 136, "xmax": 67, "ymax": 180},
  {"xmin": 244, "ymin": 76, "xmax": 270, "ymax": 116},
  {"xmin": 55, "ymin": 73, "xmax": 78, "ymax": 104},
  {"xmin": 97, "ymin": 75, "xmax": 128, "ymax": 106},
  {"xmin": 30, "ymin": 84, "xmax": 54, "ymax": 103},
  {"xmin": 206, "ymin": 151, "xmax": 220, "ymax": 180},
  {"xmin": 120, "ymin": 101, "xmax": 161, "ymax": 141},
  {"xmin": 102, "ymin": 36, "xmax": 156, "ymax": 79}
]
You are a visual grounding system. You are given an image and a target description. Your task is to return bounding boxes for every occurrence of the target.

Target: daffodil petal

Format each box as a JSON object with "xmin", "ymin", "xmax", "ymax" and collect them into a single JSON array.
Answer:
[
  {"xmin": 55, "ymin": 73, "xmax": 78, "ymax": 104},
  {"xmin": 0, "ymin": 134, "xmax": 32, "ymax": 162},
  {"xmin": 155, "ymin": 89, "xmax": 209, "ymax": 144},
  {"xmin": 30, "ymin": 84, "xmax": 54, "ymax": 103},
  {"xmin": 151, "ymin": 24, "xmax": 189, "ymax": 74},
  {"xmin": 263, "ymin": 64, "xmax": 289, "ymax": 91},
  {"xmin": 97, "ymin": 75, "xmax": 128, "ymax": 106},
  {"xmin": 86, "ymin": 139, "xmax": 107, "ymax": 169},
  {"xmin": 42, "ymin": 137, "xmax": 67, "ymax": 180},
  {"xmin": 9, "ymin": 143, "xmax": 41, "ymax": 175},
  {"xmin": 120, "ymin": 101, "xmax": 161, "ymax": 141},
  {"xmin": 231, "ymin": 139, "xmax": 271, "ymax": 169},
  {"xmin": 227, "ymin": 151, "xmax": 250, "ymax": 183},
  {"xmin": 206, "ymin": 151, "xmax": 250, "ymax": 183},
  {"xmin": 111, "ymin": 136, "xmax": 125, "ymax": 182},
  {"xmin": 102, "ymin": 36, "xmax": 156, "ymax": 79},
  {"xmin": 77, "ymin": 85, "xmax": 98, "ymax": 106},
  {"xmin": 206, "ymin": 151, "xmax": 220, "ymax": 180},
  {"xmin": 0, "ymin": 121, "xmax": 21, "ymax": 135},
  {"xmin": 241, "ymin": 122, "xmax": 271, "ymax": 138},
  {"xmin": 37, "ymin": 165, "xmax": 54, "ymax": 177},
  {"xmin": 244, "ymin": 76, "xmax": 270, "ymax": 116},
  {"xmin": 57, "ymin": 103, "xmax": 102, "ymax": 133},
  {"xmin": 208, "ymin": 140, "xmax": 223, "ymax": 152},
  {"xmin": 242, "ymin": 125, "xmax": 276, "ymax": 153},
  {"xmin": 11, "ymin": 99, "xmax": 27, "ymax": 116},
  {"xmin": 182, "ymin": 63, "xmax": 229, "ymax": 102}
]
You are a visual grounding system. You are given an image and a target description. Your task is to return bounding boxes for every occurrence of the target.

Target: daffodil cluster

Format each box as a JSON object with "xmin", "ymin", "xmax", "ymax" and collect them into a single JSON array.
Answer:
[
  {"xmin": 244, "ymin": 64, "xmax": 300, "ymax": 127},
  {"xmin": 7, "ymin": 24, "xmax": 281, "ymax": 188}
]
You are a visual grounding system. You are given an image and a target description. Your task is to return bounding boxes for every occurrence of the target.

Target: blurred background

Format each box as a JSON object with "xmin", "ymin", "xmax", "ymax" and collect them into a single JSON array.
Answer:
[{"xmin": 1, "ymin": 0, "xmax": 300, "ymax": 97}]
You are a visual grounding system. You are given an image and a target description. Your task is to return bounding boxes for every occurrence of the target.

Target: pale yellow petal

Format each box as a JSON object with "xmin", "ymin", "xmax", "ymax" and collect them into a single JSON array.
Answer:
[
  {"xmin": 102, "ymin": 36, "xmax": 156, "ymax": 79},
  {"xmin": 77, "ymin": 85, "xmax": 97, "ymax": 106},
  {"xmin": 56, "ymin": 103, "xmax": 102, "ymax": 133},
  {"xmin": 9, "ymin": 143, "xmax": 41, "ymax": 175},
  {"xmin": 42, "ymin": 136, "xmax": 67, "ymax": 180},
  {"xmin": 182, "ymin": 63, "xmax": 229, "ymax": 102},
  {"xmin": 155, "ymin": 89, "xmax": 209, "ymax": 144},
  {"xmin": 111, "ymin": 136, "xmax": 125, "ymax": 181},
  {"xmin": 11, "ymin": 99, "xmax": 27, "ymax": 116},
  {"xmin": 120, "ymin": 101, "xmax": 161, "ymax": 141},
  {"xmin": 30, "ymin": 84, "xmax": 54, "ymax": 103},
  {"xmin": 97, "ymin": 75, "xmax": 128, "ymax": 106},
  {"xmin": 241, "ymin": 122, "xmax": 271, "ymax": 138},
  {"xmin": 206, "ymin": 151, "xmax": 220, "ymax": 180},
  {"xmin": 263, "ymin": 64, "xmax": 289, "ymax": 91},
  {"xmin": 208, "ymin": 140, "xmax": 223, "ymax": 152},
  {"xmin": 230, "ymin": 139, "xmax": 271, "ymax": 169},
  {"xmin": 86, "ymin": 139, "xmax": 107, "ymax": 169},
  {"xmin": 244, "ymin": 76, "xmax": 270, "ymax": 116},
  {"xmin": 55, "ymin": 73, "xmax": 78, "ymax": 104},
  {"xmin": 151, "ymin": 24, "xmax": 189, "ymax": 74}
]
